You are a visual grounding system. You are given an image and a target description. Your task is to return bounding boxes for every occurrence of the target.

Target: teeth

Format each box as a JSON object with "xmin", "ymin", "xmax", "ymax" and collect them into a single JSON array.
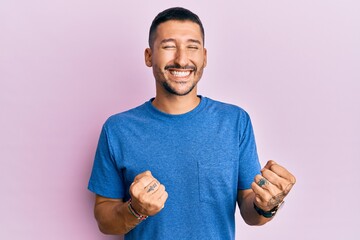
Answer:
[{"xmin": 170, "ymin": 71, "xmax": 191, "ymax": 77}]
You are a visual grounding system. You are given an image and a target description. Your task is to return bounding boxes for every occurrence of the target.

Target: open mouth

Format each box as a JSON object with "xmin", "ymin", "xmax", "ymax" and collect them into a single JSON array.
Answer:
[
  {"xmin": 169, "ymin": 70, "xmax": 192, "ymax": 77},
  {"xmin": 165, "ymin": 65, "xmax": 196, "ymax": 79}
]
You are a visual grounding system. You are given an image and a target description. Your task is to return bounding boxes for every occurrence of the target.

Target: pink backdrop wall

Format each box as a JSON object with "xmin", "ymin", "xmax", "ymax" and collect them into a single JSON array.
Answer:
[{"xmin": 1, "ymin": 0, "xmax": 359, "ymax": 239}]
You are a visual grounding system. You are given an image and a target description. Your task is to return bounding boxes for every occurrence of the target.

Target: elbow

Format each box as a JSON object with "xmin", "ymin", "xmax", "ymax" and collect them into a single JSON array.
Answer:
[
  {"xmin": 245, "ymin": 220, "xmax": 267, "ymax": 226},
  {"xmin": 243, "ymin": 216, "xmax": 272, "ymax": 226},
  {"xmin": 95, "ymin": 212, "xmax": 127, "ymax": 235},
  {"xmin": 96, "ymin": 220, "xmax": 127, "ymax": 235},
  {"xmin": 97, "ymin": 223, "xmax": 111, "ymax": 235}
]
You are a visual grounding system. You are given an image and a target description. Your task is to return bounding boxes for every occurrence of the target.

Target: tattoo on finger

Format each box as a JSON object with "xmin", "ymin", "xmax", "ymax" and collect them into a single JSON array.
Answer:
[
  {"xmin": 147, "ymin": 182, "xmax": 158, "ymax": 193},
  {"xmin": 257, "ymin": 178, "xmax": 269, "ymax": 188}
]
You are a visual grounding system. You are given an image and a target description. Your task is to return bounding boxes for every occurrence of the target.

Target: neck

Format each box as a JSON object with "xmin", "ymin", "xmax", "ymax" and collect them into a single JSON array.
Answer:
[{"xmin": 152, "ymin": 91, "xmax": 200, "ymax": 115}]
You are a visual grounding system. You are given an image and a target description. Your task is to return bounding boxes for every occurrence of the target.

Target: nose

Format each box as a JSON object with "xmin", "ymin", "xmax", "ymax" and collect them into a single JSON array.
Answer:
[{"xmin": 174, "ymin": 47, "xmax": 189, "ymax": 67}]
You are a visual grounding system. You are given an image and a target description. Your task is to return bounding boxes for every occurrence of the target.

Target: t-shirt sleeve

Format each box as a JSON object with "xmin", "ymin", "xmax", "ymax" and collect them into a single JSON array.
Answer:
[
  {"xmin": 88, "ymin": 124, "xmax": 125, "ymax": 199},
  {"xmin": 237, "ymin": 111, "xmax": 261, "ymax": 190}
]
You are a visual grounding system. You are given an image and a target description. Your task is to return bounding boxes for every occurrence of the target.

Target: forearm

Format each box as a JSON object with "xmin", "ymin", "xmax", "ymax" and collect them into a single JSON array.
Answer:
[
  {"xmin": 94, "ymin": 198, "xmax": 141, "ymax": 235},
  {"xmin": 238, "ymin": 191, "xmax": 272, "ymax": 226}
]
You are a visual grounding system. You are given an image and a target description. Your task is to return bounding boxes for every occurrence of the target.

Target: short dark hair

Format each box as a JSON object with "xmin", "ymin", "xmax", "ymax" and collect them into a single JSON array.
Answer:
[{"xmin": 148, "ymin": 7, "xmax": 205, "ymax": 48}]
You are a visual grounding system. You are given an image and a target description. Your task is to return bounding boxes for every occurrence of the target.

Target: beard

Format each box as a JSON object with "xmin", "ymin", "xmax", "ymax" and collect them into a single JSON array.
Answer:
[
  {"xmin": 162, "ymin": 80, "xmax": 198, "ymax": 96},
  {"xmin": 161, "ymin": 64, "xmax": 204, "ymax": 96}
]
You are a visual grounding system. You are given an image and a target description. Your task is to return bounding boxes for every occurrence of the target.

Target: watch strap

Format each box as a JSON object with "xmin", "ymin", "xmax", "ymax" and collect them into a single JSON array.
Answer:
[{"xmin": 253, "ymin": 202, "xmax": 284, "ymax": 218}]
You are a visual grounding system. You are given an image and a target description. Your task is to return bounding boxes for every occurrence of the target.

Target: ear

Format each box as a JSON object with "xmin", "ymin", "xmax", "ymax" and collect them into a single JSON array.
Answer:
[
  {"xmin": 145, "ymin": 48, "xmax": 152, "ymax": 67},
  {"xmin": 203, "ymin": 48, "xmax": 207, "ymax": 68}
]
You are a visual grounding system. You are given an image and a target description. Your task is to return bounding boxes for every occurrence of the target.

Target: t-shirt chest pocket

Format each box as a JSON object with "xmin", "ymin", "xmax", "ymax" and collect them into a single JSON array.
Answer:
[{"xmin": 197, "ymin": 153, "xmax": 238, "ymax": 204}]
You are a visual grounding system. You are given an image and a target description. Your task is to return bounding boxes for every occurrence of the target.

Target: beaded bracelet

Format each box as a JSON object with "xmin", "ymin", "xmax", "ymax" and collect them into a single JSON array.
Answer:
[{"xmin": 127, "ymin": 199, "xmax": 148, "ymax": 221}]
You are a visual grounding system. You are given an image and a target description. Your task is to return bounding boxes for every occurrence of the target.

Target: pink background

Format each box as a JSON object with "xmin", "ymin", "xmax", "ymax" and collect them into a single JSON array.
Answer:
[{"xmin": 1, "ymin": 0, "xmax": 359, "ymax": 239}]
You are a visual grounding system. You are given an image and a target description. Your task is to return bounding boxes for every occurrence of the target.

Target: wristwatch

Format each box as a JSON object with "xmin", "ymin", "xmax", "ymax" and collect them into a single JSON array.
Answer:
[{"xmin": 253, "ymin": 201, "xmax": 284, "ymax": 218}]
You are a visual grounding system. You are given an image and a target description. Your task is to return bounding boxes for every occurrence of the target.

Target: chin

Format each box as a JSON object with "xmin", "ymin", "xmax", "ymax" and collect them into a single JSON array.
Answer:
[{"xmin": 163, "ymin": 83, "xmax": 197, "ymax": 96}]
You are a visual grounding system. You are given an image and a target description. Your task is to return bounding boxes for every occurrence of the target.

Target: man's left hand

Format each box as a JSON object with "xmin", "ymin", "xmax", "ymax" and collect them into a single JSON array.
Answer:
[{"xmin": 251, "ymin": 160, "xmax": 296, "ymax": 212}]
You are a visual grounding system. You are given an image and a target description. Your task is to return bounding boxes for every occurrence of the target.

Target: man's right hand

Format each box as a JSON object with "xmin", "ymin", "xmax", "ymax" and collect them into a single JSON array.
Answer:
[{"xmin": 129, "ymin": 171, "xmax": 168, "ymax": 216}]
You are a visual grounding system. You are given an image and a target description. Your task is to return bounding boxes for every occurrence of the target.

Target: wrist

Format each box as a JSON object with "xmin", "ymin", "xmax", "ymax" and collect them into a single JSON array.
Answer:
[
  {"xmin": 127, "ymin": 199, "xmax": 148, "ymax": 221},
  {"xmin": 253, "ymin": 201, "xmax": 284, "ymax": 218}
]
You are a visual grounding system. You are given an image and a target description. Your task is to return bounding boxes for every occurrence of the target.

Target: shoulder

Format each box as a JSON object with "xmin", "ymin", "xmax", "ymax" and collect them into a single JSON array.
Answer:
[
  {"xmin": 103, "ymin": 101, "xmax": 150, "ymax": 129},
  {"xmin": 204, "ymin": 97, "xmax": 250, "ymax": 120}
]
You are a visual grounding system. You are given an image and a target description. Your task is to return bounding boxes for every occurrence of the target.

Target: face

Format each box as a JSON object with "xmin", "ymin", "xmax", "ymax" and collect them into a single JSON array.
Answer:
[{"xmin": 145, "ymin": 20, "xmax": 207, "ymax": 96}]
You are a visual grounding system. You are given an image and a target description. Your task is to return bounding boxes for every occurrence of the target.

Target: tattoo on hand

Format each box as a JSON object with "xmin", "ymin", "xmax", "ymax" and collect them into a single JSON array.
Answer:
[
  {"xmin": 267, "ymin": 183, "xmax": 294, "ymax": 208},
  {"xmin": 147, "ymin": 182, "xmax": 158, "ymax": 193},
  {"xmin": 268, "ymin": 192, "xmax": 285, "ymax": 208}
]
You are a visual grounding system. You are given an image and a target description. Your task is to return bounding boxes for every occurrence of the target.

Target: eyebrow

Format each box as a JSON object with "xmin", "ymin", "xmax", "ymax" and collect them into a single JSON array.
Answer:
[
  {"xmin": 187, "ymin": 39, "xmax": 202, "ymax": 45},
  {"xmin": 160, "ymin": 38, "xmax": 202, "ymax": 45},
  {"xmin": 160, "ymin": 38, "xmax": 176, "ymax": 44}
]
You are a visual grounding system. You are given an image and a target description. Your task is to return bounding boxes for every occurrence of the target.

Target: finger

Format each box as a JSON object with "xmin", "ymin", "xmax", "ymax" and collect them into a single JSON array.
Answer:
[
  {"xmin": 154, "ymin": 183, "xmax": 165, "ymax": 195},
  {"xmin": 130, "ymin": 177, "xmax": 155, "ymax": 197},
  {"xmin": 145, "ymin": 180, "xmax": 160, "ymax": 194},
  {"xmin": 147, "ymin": 185, "xmax": 165, "ymax": 206},
  {"xmin": 252, "ymin": 182, "xmax": 284, "ymax": 211},
  {"xmin": 267, "ymin": 164, "xmax": 296, "ymax": 184},
  {"xmin": 149, "ymin": 184, "xmax": 166, "ymax": 201},
  {"xmin": 148, "ymin": 191, "xmax": 168, "ymax": 215},
  {"xmin": 251, "ymin": 182, "xmax": 269, "ymax": 207},
  {"xmin": 254, "ymin": 174, "xmax": 270, "ymax": 188},
  {"xmin": 133, "ymin": 170, "xmax": 153, "ymax": 182},
  {"xmin": 129, "ymin": 182, "xmax": 143, "ymax": 198},
  {"xmin": 251, "ymin": 180, "xmax": 269, "ymax": 200},
  {"xmin": 254, "ymin": 175, "xmax": 278, "ymax": 196},
  {"xmin": 263, "ymin": 160, "xmax": 277, "ymax": 170},
  {"xmin": 135, "ymin": 175, "xmax": 155, "ymax": 190},
  {"xmin": 158, "ymin": 190, "xmax": 168, "ymax": 205},
  {"xmin": 262, "ymin": 167, "xmax": 295, "ymax": 196},
  {"xmin": 261, "ymin": 168, "xmax": 286, "ymax": 189},
  {"xmin": 260, "ymin": 169, "xmax": 295, "ymax": 198}
]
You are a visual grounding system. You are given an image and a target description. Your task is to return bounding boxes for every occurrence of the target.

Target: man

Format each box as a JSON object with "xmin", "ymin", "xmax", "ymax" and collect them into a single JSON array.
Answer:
[{"xmin": 88, "ymin": 7, "xmax": 296, "ymax": 240}]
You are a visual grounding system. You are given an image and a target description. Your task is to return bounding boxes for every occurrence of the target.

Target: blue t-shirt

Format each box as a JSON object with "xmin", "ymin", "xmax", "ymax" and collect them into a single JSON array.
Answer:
[{"xmin": 88, "ymin": 96, "xmax": 261, "ymax": 240}]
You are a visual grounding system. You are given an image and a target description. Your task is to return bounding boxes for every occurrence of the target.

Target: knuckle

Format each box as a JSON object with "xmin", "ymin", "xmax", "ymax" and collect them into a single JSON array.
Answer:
[
  {"xmin": 154, "ymin": 201, "xmax": 162, "ymax": 210},
  {"xmin": 264, "ymin": 194, "xmax": 273, "ymax": 203},
  {"xmin": 129, "ymin": 188, "xmax": 138, "ymax": 198},
  {"xmin": 138, "ymin": 194, "xmax": 146, "ymax": 203},
  {"xmin": 130, "ymin": 182, "xmax": 137, "ymax": 191}
]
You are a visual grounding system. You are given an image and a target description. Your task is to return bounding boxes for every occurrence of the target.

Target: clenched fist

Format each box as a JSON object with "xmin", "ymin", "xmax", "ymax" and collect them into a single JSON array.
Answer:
[
  {"xmin": 252, "ymin": 160, "xmax": 296, "ymax": 212},
  {"xmin": 129, "ymin": 171, "xmax": 168, "ymax": 216}
]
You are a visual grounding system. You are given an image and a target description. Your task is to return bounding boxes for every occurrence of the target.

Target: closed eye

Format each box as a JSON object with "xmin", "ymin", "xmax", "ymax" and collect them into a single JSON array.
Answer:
[
  {"xmin": 163, "ymin": 45, "xmax": 176, "ymax": 49},
  {"xmin": 188, "ymin": 45, "xmax": 199, "ymax": 50}
]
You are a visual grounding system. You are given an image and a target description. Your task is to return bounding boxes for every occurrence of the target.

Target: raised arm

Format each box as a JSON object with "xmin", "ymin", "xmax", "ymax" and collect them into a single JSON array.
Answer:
[
  {"xmin": 237, "ymin": 160, "xmax": 296, "ymax": 225},
  {"xmin": 94, "ymin": 171, "xmax": 168, "ymax": 235}
]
